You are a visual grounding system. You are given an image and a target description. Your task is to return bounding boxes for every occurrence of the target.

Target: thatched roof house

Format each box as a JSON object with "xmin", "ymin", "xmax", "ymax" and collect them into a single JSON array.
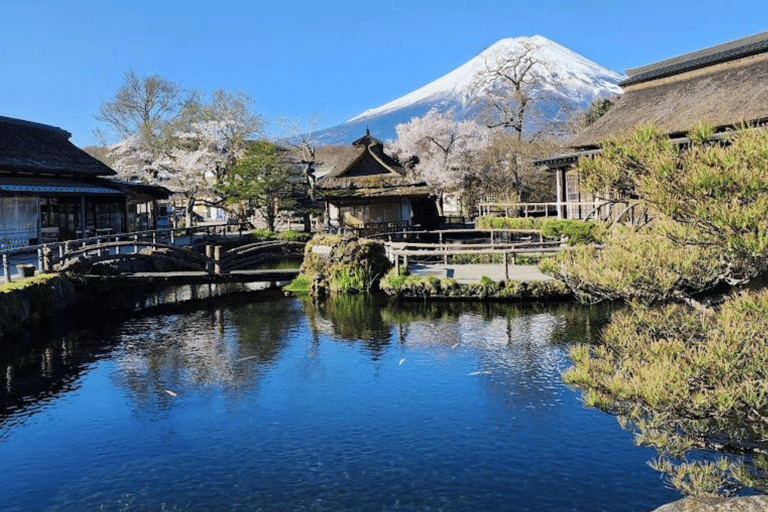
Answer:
[
  {"xmin": 0, "ymin": 116, "xmax": 116, "ymax": 177},
  {"xmin": 316, "ymin": 130, "xmax": 437, "ymax": 234},
  {"xmin": 0, "ymin": 116, "xmax": 168, "ymax": 247},
  {"xmin": 538, "ymin": 31, "xmax": 768, "ymax": 220},
  {"xmin": 571, "ymin": 31, "xmax": 768, "ymax": 148}
]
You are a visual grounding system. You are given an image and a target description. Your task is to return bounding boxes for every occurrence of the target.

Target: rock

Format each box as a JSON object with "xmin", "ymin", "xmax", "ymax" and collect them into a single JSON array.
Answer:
[{"xmin": 653, "ymin": 496, "xmax": 768, "ymax": 512}]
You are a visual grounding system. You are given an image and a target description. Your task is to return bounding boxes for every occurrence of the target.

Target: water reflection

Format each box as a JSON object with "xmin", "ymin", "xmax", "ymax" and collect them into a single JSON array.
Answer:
[
  {"xmin": 0, "ymin": 295, "xmax": 674, "ymax": 512},
  {"xmin": 303, "ymin": 294, "xmax": 395, "ymax": 359},
  {"xmin": 112, "ymin": 298, "xmax": 302, "ymax": 411}
]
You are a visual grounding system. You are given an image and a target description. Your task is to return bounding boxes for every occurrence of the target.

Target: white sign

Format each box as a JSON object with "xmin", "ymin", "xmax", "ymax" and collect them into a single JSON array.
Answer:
[{"xmin": 312, "ymin": 245, "xmax": 332, "ymax": 255}]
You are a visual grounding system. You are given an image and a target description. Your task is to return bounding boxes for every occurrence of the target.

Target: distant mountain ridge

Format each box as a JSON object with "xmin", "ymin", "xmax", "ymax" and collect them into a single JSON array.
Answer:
[{"xmin": 310, "ymin": 35, "xmax": 625, "ymax": 146}]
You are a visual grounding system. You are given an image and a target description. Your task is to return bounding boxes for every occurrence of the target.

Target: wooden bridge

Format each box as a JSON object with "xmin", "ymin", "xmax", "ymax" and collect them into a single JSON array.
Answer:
[{"xmin": 3, "ymin": 232, "xmax": 305, "ymax": 285}]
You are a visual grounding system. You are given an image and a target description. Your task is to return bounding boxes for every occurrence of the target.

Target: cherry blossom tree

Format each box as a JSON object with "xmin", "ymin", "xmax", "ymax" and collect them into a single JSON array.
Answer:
[
  {"xmin": 391, "ymin": 109, "xmax": 492, "ymax": 216},
  {"xmin": 96, "ymin": 71, "xmax": 265, "ymax": 226}
]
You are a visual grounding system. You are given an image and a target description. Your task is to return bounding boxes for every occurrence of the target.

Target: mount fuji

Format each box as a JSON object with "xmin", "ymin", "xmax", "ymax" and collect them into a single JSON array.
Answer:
[{"xmin": 310, "ymin": 35, "xmax": 625, "ymax": 146}]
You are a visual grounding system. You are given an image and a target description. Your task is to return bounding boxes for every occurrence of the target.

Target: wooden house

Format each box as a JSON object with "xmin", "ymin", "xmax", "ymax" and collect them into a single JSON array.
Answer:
[
  {"xmin": 0, "ymin": 116, "xmax": 168, "ymax": 247},
  {"xmin": 315, "ymin": 130, "xmax": 438, "ymax": 235},
  {"xmin": 538, "ymin": 30, "xmax": 768, "ymax": 220}
]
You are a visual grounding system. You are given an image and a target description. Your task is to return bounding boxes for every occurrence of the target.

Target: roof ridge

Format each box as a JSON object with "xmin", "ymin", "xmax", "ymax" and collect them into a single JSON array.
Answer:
[
  {"xmin": 623, "ymin": 31, "xmax": 768, "ymax": 86},
  {"xmin": 0, "ymin": 115, "xmax": 71, "ymax": 138}
]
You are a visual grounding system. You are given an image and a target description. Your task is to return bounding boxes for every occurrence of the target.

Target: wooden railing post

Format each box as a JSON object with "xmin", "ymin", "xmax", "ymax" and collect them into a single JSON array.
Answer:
[
  {"xmin": 133, "ymin": 235, "xmax": 139, "ymax": 253},
  {"xmin": 42, "ymin": 245, "xmax": 52, "ymax": 273},
  {"xmin": 504, "ymin": 252, "xmax": 509, "ymax": 281},
  {"xmin": 205, "ymin": 245, "xmax": 213, "ymax": 274},
  {"xmin": 3, "ymin": 254, "xmax": 9, "ymax": 283},
  {"xmin": 214, "ymin": 246, "xmax": 221, "ymax": 275}
]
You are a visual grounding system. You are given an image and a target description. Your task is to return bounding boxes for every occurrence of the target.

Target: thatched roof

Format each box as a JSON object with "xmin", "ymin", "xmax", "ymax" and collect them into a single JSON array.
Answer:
[
  {"xmin": 570, "ymin": 32, "xmax": 768, "ymax": 149},
  {"xmin": 316, "ymin": 132, "xmax": 431, "ymax": 199},
  {"xmin": 0, "ymin": 116, "xmax": 116, "ymax": 177}
]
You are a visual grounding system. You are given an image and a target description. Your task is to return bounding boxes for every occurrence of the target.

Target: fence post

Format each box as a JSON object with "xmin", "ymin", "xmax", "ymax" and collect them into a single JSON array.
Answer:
[
  {"xmin": 214, "ymin": 246, "xmax": 221, "ymax": 275},
  {"xmin": 152, "ymin": 231, "xmax": 157, "ymax": 244},
  {"xmin": 205, "ymin": 245, "xmax": 213, "ymax": 274},
  {"xmin": 395, "ymin": 253, "xmax": 400, "ymax": 276},
  {"xmin": 504, "ymin": 252, "xmax": 509, "ymax": 281},
  {"xmin": 37, "ymin": 247, "xmax": 44, "ymax": 271},
  {"xmin": 170, "ymin": 230, "xmax": 175, "ymax": 245},
  {"xmin": 3, "ymin": 254, "xmax": 9, "ymax": 283},
  {"xmin": 133, "ymin": 235, "xmax": 139, "ymax": 253},
  {"xmin": 42, "ymin": 245, "xmax": 52, "ymax": 273}
]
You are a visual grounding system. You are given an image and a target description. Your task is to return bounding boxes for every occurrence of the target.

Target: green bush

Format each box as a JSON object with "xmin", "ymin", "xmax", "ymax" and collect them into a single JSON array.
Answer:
[
  {"xmin": 379, "ymin": 268, "xmax": 569, "ymax": 301},
  {"xmin": 475, "ymin": 216, "xmax": 542, "ymax": 230},
  {"xmin": 540, "ymin": 219, "xmax": 607, "ymax": 245},
  {"xmin": 277, "ymin": 230, "xmax": 310, "ymax": 242}
]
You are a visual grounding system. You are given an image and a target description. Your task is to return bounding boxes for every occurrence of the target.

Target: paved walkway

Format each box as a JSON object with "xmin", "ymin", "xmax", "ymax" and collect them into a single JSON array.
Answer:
[{"xmin": 408, "ymin": 263, "xmax": 554, "ymax": 284}]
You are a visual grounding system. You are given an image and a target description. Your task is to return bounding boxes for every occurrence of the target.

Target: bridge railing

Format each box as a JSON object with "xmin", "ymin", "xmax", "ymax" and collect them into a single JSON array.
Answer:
[
  {"xmin": 384, "ymin": 238, "xmax": 564, "ymax": 281},
  {"xmin": 0, "ymin": 222, "xmax": 255, "ymax": 282}
]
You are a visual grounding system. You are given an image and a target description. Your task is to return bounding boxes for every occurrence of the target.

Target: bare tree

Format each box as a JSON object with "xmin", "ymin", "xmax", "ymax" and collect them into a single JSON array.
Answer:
[
  {"xmin": 470, "ymin": 40, "xmax": 544, "ymax": 141},
  {"xmin": 95, "ymin": 69, "xmax": 199, "ymax": 147},
  {"xmin": 96, "ymin": 70, "xmax": 266, "ymax": 227}
]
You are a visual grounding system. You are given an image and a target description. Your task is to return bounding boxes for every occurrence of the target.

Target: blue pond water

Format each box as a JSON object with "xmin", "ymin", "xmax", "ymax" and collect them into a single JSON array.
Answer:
[{"xmin": 0, "ymin": 295, "xmax": 680, "ymax": 511}]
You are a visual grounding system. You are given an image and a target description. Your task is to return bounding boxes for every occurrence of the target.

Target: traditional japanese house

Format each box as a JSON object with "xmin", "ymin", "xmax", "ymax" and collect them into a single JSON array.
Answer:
[
  {"xmin": 538, "ymin": 30, "xmax": 768, "ymax": 220},
  {"xmin": 0, "ymin": 116, "xmax": 169, "ymax": 247},
  {"xmin": 316, "ymin": 130, "xmax": 438, "ymax": 235}
]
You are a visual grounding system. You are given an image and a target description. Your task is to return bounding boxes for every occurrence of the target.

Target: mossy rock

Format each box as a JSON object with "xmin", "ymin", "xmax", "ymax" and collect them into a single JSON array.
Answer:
[{"xmin": 299, "ymin": 234, "xmax": 391, "ymax": 296}]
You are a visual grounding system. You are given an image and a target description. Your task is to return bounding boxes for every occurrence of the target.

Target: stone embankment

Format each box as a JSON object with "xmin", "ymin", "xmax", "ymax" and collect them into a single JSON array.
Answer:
[
  {"xmin": 653, "ymin": 496, "xmax": 768, "ymax": 511},
  {"xmin": 0, "ymin": 276, "xmax": 79, "ymax": 337},
  {"xmin": 0, "ymin": 274, "xmax": 281, "ymax": 340}
]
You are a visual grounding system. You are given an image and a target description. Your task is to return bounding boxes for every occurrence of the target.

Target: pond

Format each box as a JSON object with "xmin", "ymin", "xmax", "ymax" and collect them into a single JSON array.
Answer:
[{"xmin": 0, "ymin": 294, "xmax": 680, "ymax": 511}]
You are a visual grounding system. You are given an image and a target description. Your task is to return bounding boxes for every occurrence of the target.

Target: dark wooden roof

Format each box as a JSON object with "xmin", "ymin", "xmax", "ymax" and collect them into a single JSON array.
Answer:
[
  {"xmin": 569, "ymin": 49, "xmax": 768, "ymax": 148},
  {"xmin": 317, "ymin": 131, "xmax": 430, "ymax": 199},
  {"xmin": 0, "ymin": 116, "xmax": 116, "ymax": 177}
]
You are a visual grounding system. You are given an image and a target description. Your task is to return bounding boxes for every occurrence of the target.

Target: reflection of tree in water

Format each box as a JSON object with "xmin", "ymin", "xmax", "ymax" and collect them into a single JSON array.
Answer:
[
  {"xmin": 302, "ymin": 294, "xmax": 394, "ymax": 360},
  {"xmin": 0, "ymin": 316, "xmax": 122, "ymax": 427},
  {"xmin": 112, "ymin": 297, "xmax": 299, "ymax": 412},
  {"xmin": 381, "ymin": 300, "xmax": 616, "ymax": 413}
]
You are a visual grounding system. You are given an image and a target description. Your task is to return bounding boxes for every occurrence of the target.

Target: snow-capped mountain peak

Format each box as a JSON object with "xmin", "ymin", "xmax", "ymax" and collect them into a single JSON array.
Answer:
[
  {"xmin": 348, "ymin": 35, "xmax": 623, "ymax": 124},
  {"xmin": 311, "ymin": 35, "xmax": 625, "ymax": 145}
]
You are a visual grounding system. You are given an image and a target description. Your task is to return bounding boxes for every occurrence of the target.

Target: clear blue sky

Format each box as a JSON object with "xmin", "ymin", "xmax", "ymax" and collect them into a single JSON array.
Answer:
[{"xmin": 3, "ymin": 1, "xmax": 768, "ymax": 148}]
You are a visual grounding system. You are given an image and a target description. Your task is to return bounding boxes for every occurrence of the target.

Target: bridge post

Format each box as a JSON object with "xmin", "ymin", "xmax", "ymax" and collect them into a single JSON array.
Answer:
[
  {"xmin": 214, "ymin": 246, "xmax": 222, "ymax": 275},
  {"xmin": 205, "ymin": 245, "xmax": 213, "ymax": 274},
  {"xmin": 2, "ymin": 254, "xmax": 9, "ymax": 283},
  {"xmin": 97, "ymin": 238, "xmax": 103, "ymax": 257},
  {"xmin": 134, "ymin": 235, "xmax": 139, "ymax": 254},
  {"xmin": 152, "ymin": 231, "xmax": 157, "ymax": 244},
  {"xmin": 42, "ymin": 245, "xmax": 52, "ymax": 273}
]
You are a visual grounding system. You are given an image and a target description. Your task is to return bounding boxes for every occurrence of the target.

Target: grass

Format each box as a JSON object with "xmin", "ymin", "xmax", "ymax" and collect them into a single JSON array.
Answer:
[{"xmin": 0, "ymin": 273, "xmax": 58, "ymax": 293}]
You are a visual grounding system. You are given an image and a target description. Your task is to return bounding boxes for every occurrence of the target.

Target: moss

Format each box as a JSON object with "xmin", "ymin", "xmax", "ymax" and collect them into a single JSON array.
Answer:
[
  {"xmin": 283, "ymin": 274, "xmax": 311, "ymax": 294},
  {"xmin": 0, "ymin": 273, "xmax": 57, "ymax": 293},
  {"xmin": 301, "ymin": 234, "xmax": 391, "ymax": 296}
]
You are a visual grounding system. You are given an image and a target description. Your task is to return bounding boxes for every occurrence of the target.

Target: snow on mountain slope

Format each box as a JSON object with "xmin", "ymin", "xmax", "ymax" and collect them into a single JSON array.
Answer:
[{"xmin": 311, "ymin": 35, "xmax": 625, "ymax": 146}]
